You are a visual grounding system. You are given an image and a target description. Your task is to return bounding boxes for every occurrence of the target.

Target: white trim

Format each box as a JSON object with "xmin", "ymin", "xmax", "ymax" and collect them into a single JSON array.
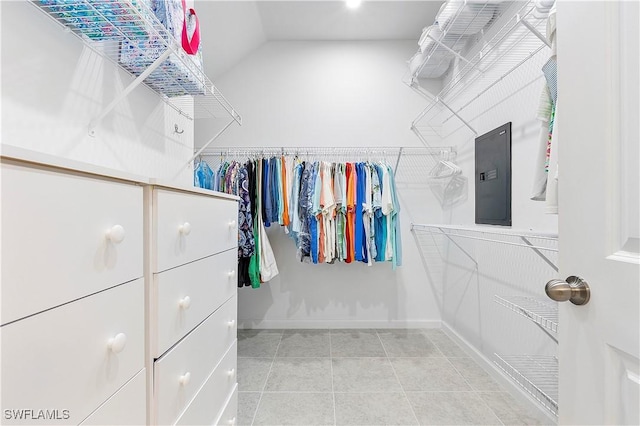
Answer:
[
  {"xmin": 237, "ymin": 319, "xmax": 441, "ymax": 330},
  {"xmin": 441, "ymin": 321, "xmax": 558, "ymax": 425}
]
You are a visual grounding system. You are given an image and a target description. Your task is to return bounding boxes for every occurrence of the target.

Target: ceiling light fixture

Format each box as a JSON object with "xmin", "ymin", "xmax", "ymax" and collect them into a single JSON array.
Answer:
[{"xmin": 346, "ymin": 0, "xmax": 362, "ymax": 9}]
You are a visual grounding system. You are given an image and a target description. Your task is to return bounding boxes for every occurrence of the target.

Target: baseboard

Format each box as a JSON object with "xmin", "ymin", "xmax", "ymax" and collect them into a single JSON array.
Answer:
[
  {"xmin": 441, "ymin": 321, "xmax": 557, "ymax": 425},
  {"xmin": 238, "ymin": 319, "xmax": 442, "ymax": 330}
]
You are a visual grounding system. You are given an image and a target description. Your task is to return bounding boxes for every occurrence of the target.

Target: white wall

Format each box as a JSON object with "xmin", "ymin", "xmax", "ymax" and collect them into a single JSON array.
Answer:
[
  {"xmin": 1, "ymin": 1, "xmax": 194, "ymax": 184},
  {"xmin": 198, "ymin": 1, "xmax": 266, "ymax": 80},
  {"xmin": 203, "ymin": 41, "xmax": 445, "ymax": 328}
]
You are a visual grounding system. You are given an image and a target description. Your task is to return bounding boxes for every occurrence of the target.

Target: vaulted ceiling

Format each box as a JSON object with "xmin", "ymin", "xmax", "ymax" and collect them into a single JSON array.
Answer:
[{"xmin": 197, "ymin": 1, "xmax": 443, "ymax": 79}]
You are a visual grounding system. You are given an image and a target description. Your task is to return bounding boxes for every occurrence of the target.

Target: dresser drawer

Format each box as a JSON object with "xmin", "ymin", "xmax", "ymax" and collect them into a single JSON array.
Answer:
[
  {"xmin": 154, "ymin": 250, "xmax": 237, "ymax": 357},
  {"xmin": 0, "ymin": 279, "xmax": 144, "ymax": 425},
  {"xmin": 80, "ymin": 369, "xmax": 146, "ymax": 425},
  {"xmin": 153, "ymin": 189, "xmax": 238, "ymax": 272},
  {"xmin": 1, "ymin": 161, "xmax": 143, "ymax": 325},
  {"xmin": 154, "ymin": 295, "xmax": 237, "ymax": 425},
  {"xmin": 215, "ymin": 384, "xmax": 238, "ymax": 426},
  {"xmin": 176, "ymin": 344, "xmax": 238, "ymax": 426}
]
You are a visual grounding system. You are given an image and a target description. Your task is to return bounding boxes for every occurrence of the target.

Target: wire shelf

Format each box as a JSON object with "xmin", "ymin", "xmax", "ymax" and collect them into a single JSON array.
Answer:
[
  {"xmin": 32, "ymin": 0, "xmax": 241, "ymax": 125},
  {"xmin": 411, "ymin": 224, "xmax": 558, "ymax": 251},
  {"xmin": 194, "ymin": 146, "xmax": 460, "ymax": 186},
  {"xmin": 494, "ymin": 354, "xmax": 558, "ymax": 416},
  {"xmin": 408, "ymin": 0, "xmax": 552, "ymax": 143},
  {"xmin": 495, "ymin": 295, "xmax": 558, "ymax": 334}
]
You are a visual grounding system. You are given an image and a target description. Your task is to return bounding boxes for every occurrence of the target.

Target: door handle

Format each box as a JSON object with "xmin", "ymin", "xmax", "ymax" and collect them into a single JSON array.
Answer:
[{"xmin": 545, "ymin": 276, "xmax": 590, "ymax": 305}]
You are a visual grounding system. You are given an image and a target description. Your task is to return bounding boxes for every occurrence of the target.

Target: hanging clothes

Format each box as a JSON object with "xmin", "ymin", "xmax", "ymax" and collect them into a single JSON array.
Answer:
[
  {"xmin": 298, "ymin": 161, "xmax": 314, "ymax": 262},
  {"xmin": 256, "ymin": 158, "xmax": 279, "ymax": 281},
  {"xmin": 387, "ymin": 165, "xmax": 402, "ymax": 270},
  {"xmin": 195, "ymin": 152, "xmax": 403, "ymax": 287},
  {"xmin": 237, "ymin": 163, "xmax": 255, "ymax": 287},
  {"xmin": 194, "ymin": 160, "xmax": 214, "ymax": 190}
]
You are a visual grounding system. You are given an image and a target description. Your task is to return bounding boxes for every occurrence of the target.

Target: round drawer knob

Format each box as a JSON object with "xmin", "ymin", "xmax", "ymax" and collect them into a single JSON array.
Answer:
[
  {"xmin": 179, "ymin": 372, "xmax": 191, "ymax": 386},
  {"xmin": 227, "ymin": 368, "xmax": 235, "ymax": 378},
  {"xmin": 228, "ymin": 270, "xmax": 236, "ymax": 278},
  {"xmin": 227, "ymin": 320, "xmax": 235, "ymax": 328},
  {"xmin": 179, "ymin": 222, "xmax": 192, "ymax": 235},
  {"xmin": 228, "ymin": 220, "xmax": 236, "ymax": 228},
  {"xmin": 178, "ymin": 296, "xmax": 191, "ymax": 310},
  {"xmin": 107, "ymin": 333, "xmax": 127, "ymax": 354},
  {"xmin": 105, "ymin": 225, "xmax": 126, "ymax": 244}
]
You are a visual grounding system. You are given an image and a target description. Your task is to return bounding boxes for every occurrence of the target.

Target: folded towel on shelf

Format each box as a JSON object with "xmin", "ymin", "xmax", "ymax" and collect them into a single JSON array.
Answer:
[
  {"xmin": 436, "ymin": 0, "xmax": 496, "ymax": 35},
  {"xmin": 418, "ymin": 25, "xmax": 468, "ymax": 55},
  {"xmin": 40, "ymin": 0, "xmax": 151, "ymax": 41},
  {"xmin": 409, "ymin": 51, "xmax": 452, "ymax": 79}
]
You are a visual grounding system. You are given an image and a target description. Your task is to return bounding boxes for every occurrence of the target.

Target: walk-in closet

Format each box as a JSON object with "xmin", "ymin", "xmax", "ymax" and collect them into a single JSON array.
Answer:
[{"xmin": 1, "ymin": 0, "xmax": 639, "ymax": 425}]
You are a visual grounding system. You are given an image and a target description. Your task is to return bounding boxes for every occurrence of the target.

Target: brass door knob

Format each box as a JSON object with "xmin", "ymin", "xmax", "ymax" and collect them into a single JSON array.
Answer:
[{"xmin": 545, "ymin": 276, "xmax": 590, "ymax": 305}]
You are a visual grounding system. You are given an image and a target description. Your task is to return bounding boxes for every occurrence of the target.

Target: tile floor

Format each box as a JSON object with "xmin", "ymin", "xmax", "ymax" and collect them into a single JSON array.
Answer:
[{"xmin": 237, "ymin": 329, "xmax": 554, "ymax": 426}]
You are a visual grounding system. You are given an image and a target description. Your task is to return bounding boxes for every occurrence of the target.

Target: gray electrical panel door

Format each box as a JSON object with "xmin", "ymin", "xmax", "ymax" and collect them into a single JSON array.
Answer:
[{"xmin": 475, "ymin": 122, "xmax": 512, "ymax": 226}]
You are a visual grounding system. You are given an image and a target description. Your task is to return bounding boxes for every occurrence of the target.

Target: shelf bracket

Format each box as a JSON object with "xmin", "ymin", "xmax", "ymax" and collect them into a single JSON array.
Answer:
[
  {"xmin": 187, "ymin": 119, "xmax": 236, "ymax": 165},
  {"xmin": 393, "ymin": 147, "xmax": 404, "ymax": 174},
  {"xmin": 435, "ymin": 227, "xmax": 479, "ymax": 267},
  {"xmin": 88, "ymin": 46, "xmax": 174, "ymax": 137},
  {"xmin": 517, "ymin": 14, "xmax": 552, "ymax": 48},
  {"xmin": 520, "ymin": 236, "xmax": 558, "ymax": 272},
  {"xmin": 437, "ymin": 98, "xmax": 478, "ymax": 136}
]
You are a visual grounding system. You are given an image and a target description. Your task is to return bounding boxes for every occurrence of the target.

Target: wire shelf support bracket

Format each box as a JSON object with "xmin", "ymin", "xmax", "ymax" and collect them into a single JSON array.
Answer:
[{"xmin": 32, "ymin": 0, "xmax": 242, "ymax": 140}]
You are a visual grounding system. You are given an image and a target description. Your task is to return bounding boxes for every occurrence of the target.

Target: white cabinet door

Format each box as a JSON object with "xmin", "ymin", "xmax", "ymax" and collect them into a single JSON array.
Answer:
[
  {"xmin": 176, "ymin": 343, "xmax": 238, "ymax": 426},
  {"xmin": 153, "ymin": 189, "xmax": 238, "ymax": 273},
  {"xmin": 1, "ymin": 161, "xmax": 143, "ymax": 325},
  {"xmin": 154, "ymin": 295, "xmax": 237, "ymax": 425},
  {"xmin": 0, "ymin": 279, "xmax": 144, "ymax": 425},
  {"xmin": 556, "ymin": 1, "xmax": 639, "ymax": 424},
  {"xmin": 80, "ymin": 369, "xmax": 146, "ymax": 426},
  {"xmin": 154, "ymin": 249, "xmax": 237, "ymax": 357}
]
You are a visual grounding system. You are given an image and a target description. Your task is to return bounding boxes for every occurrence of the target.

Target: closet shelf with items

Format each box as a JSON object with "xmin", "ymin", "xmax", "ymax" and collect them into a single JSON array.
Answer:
[
  {"xmin": 406, "ymin": 0, "xmax": 553, "ymax": 144},
  {"xmin": 411, "ymin": 224, "xmax": 559, "ymax": 417},
  {"xmin": 32, "ymin": 0, "xmax": 242, "ymax": 138}
]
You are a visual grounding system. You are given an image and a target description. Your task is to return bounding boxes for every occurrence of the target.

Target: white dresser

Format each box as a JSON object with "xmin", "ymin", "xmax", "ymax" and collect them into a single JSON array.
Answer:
[
  {"xmin": 146, "ymin": 183, "xmax": 239, "ymax": 426},
  {"xmin": 1, "ymin": 148, "xmax": 240, "ymax": 425},
  {"xmin": 0, "ymin": 154, "xmax": 147, "ymax": 425}
]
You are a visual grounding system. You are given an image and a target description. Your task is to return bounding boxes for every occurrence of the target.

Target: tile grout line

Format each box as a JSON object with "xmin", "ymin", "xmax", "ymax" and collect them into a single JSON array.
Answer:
[
  {"xmin": 375, "ymin": 330, "xmax": 422, "ymax": 426},
  {"xmin": 329, "ymin": 330, "xmax": 337, "ymax": 426},
  {"xmin": 249, "ymin": 330, "xmax": 284, "ymax": 426},
  {"xmin": 434, "ymin": 336, "xmax": 506, "ymax": 426}
]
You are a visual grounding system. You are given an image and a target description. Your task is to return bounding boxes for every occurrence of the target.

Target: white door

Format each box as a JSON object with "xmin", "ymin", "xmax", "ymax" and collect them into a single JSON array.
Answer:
[{"xmin": 556, "ymin": 1, "xmax": 640, "ymax": 424}]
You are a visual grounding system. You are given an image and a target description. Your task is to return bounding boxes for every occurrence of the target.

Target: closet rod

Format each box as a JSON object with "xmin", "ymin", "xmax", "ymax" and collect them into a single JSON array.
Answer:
[{"xmin": 195, "ymin": 146, "xmax": 455, "ymax": 157}]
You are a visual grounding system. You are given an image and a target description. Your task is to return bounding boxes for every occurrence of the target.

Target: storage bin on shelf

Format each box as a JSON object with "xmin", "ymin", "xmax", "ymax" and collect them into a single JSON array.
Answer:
[
  {"xmin": 39, "ymin": 0, "xmax": 151, "ymax": 41},
  {"xmin": 119, "ymin": 0, "xmax": 207, "ymax": 97},
  {"xmin": 119, "ymin": 40, "xmax": 206, "ymax": 97}
]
